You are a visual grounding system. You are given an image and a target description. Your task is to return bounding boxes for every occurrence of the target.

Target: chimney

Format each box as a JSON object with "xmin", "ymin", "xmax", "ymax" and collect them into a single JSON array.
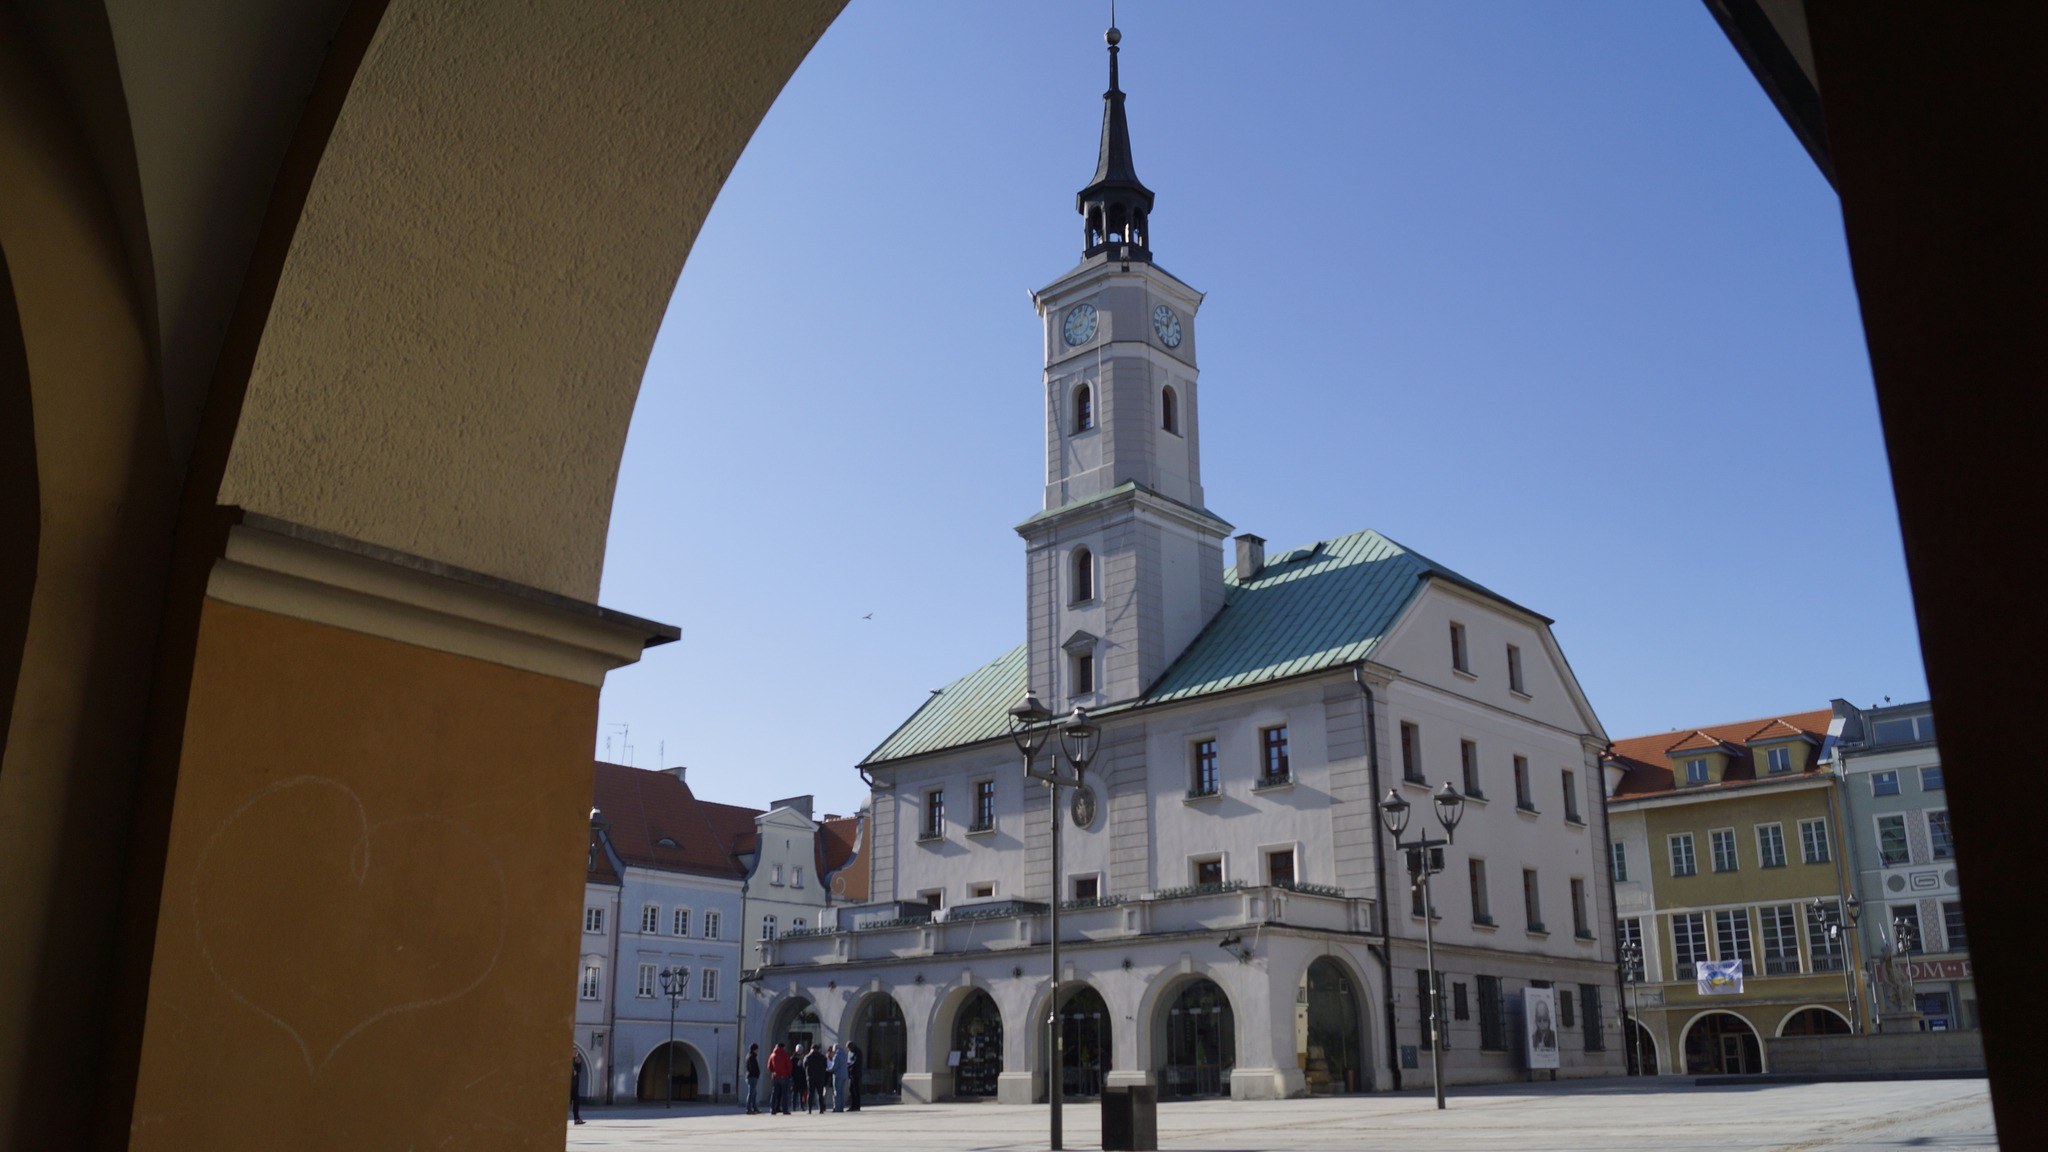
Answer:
[
  {"xmin": 1234, "ymin": 533, "xmax": 1266, "ymax": 583},
  {"xmin": 771, "ymin": 794, "xmax": 814, "ymax": 821}
]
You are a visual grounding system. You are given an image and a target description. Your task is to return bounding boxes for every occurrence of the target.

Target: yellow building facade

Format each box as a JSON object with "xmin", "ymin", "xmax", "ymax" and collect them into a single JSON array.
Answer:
[{"xmin": 1605, "ymin": 712, "xmax": 1862, "ymax": 1074}]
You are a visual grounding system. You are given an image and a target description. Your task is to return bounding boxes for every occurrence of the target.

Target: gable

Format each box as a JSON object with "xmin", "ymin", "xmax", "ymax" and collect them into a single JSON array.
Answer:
[{"xmin": 1372, "ymin": 580, "xmax": 1606, "ymax": 743}]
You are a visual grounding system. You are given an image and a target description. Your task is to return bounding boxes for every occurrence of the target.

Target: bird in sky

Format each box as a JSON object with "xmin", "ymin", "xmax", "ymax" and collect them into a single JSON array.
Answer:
[{"xmin": 862, "ymin": 612, "xmax": 873, "ymax": 620}]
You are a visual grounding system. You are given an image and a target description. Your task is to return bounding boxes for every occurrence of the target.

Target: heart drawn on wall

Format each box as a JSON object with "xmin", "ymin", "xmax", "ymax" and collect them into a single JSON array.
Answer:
[{"xmin": 190, "ymin": 775, "xmax": 509, "ymax": 1077}]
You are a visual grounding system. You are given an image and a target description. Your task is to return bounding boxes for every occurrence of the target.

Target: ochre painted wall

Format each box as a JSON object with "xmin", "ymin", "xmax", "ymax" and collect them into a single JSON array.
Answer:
[{"xmin": 128, "ymin": 599, "xmax": 597, "ymax": 1150}]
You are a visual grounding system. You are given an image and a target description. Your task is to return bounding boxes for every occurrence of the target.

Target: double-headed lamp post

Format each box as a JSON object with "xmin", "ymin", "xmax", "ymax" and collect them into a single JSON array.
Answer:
[
  {"xmin": 1619, "ymin": 938, "xmax": 1643, "ymax": 1075},
  {"xmin": 1808, "ymin": 895, "xmax": 1862, "ymax": 1032},
  {"xmin": 1008, "ymin": 689, "xmax": 1098, "ymax": 1152},
  {"xmin": 657, "ymin": 966, "xmax": 687, "ymax": 1107},
  {"xmin": 1379, "ymin": 782, "xmax": 1466, "ymax": 1111}
]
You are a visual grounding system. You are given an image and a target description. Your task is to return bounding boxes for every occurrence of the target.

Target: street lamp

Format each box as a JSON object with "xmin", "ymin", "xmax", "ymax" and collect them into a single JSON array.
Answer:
[
  {"xmin": 1618, "ymin": 938, "xmax": 1643, "ymax": 1075},
  {"xmin": 1379, "ymin": 782, "xmax": 1465, "ymax": 1111},
  {"xmin": 657, "ymin": 966, "xmax": 687, "ymax": 1107},
  {"xmin": 1808, "ymin": 896, "xmax": 1862, "ymax": 1032},
  {"xmin": 1009, "ymin": 692, "xmax": 1096, "ymax": 1151}
]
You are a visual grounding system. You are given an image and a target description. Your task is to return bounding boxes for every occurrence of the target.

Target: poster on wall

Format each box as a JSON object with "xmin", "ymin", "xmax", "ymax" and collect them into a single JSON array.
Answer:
[
  {"xmin": 1696, "ymin": 959, "xmax": 1745, "ymax": 995},
  {"xmin": 1523, "ymin": 987, "xmax": 1560, "ymax": 1070}
]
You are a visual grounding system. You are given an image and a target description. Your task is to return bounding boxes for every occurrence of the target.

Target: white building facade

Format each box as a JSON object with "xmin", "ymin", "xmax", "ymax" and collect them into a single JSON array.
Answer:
[{"xmin": 751, "ymin": 26, "xmax": 1623, "ymax": 1103}]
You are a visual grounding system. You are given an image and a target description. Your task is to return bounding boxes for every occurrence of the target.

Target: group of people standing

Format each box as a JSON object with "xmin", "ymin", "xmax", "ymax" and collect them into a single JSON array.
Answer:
[{"xmin": 744, "ymin": 1040, "xmax": 861, "ymax": 1115}]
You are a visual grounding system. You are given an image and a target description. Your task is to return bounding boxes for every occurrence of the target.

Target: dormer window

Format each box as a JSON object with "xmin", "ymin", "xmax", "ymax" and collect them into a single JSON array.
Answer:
[
  {"xmin": 1684, "ymin": 757, "xmax": 1709, "ymax": 785},
  {"xmin": 1161, "ymin": 386, "xmax": 1179, "ymax": 434},
  {"xmin": 1071, "ymin": 548, "xmax": 1095, "ymax": 603},
  {"xmin": 1073, "ymin": 384, "xmax": 1094, "ymax": 433},
  {"xmin": 1766, "ymin": 746, "xmax": 1792, "ymax": 774}
]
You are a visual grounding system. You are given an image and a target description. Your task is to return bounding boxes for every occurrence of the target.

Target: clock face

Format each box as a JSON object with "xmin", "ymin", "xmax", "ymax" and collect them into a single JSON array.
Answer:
[
  {"xmin": 1070, "ymin": 785, "xmax": 1097, "ymax": 829},
  {"xmin": 1063, "ymin": 303, "xmax": 1099, "ymax": 347},
  {"xmin": 1152, "ymin": 304, "xmax": 1183, "ymax": 348}
]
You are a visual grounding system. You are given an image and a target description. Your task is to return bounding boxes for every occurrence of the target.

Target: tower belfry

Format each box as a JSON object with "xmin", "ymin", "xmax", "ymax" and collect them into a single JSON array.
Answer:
[{"xmin": 1020, "ymin": 20, "xmax": 1229, "ymax": 710}]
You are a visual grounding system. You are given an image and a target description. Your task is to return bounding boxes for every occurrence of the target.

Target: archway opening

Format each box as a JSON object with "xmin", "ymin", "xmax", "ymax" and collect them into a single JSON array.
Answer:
[
  {"xmin": 636, "ymin": 1041, "xmax": 704, "ymax": 1102},
  {"xmin": 851, "ymin": 992, "xmax": 907, "ymax": 1099},
  {"xmin": 1683, "ymin": 1011, "xmax": 1762, "ymax": 1075},
  {"xmin": 1780, "ymin": 1007, "xmax": 1851, "ymax": 1037},
  {"xmin": 1299, "ymin": 958, "xmax": 1367, "ymax": 1094},
  {"xmin": 1057, "ymin": 984, "xmax": 1112, "ymax": 1099},
  {"xmin": 771, "ymin": 997, "xmax": 821, "ymax": 1051},
  {"xmin": 1625, "ymin": 1020, "xmax": 1659, "ymax": 1075},
  {"xmin": 1159, "ymin": 977, "xmax": 1235, "ymax": 1098},
  {"xmin": 951, "ymin": 988, "xmax": 1005, "ymax": 1098}
]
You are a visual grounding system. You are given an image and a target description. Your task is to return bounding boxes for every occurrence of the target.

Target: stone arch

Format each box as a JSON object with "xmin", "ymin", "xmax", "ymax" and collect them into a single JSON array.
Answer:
[
  {"xmin": 636, "ymin": 1040, "xmax": 707, "ymax": 1103},
  {"xmin": 1679, "ymin": 1009, "xmax": 1765, "ymax": 1075},
  {"xmin": 1298, "ymin": 954, "xmax": 1372, "ymax": 1094},
  {"xmin": 1777, "ymin": 1005, "xmax": 1852, "ymax": 1037},
  {"xmin": 1021, "ymin": 978, "xmax": 1117, "ymax": 1103},
  {"xmin": 930, "ymin": 982, "xmax": 1006, "ymax": 1100},
  {"xmin": 845, "ymin": 990, "xmax": 909, "ymax": 1099},
  {"xmin": 765, "ymin": 993, "xmax": 823, "ymax": 1053},
  {"xmin": 1625, "ymin": 1019, "xmax": 1660, "ymax": 1075},
  {"xmin": 1146, "ymin": 970, "xmax": 1239, "ymax": 1098}
]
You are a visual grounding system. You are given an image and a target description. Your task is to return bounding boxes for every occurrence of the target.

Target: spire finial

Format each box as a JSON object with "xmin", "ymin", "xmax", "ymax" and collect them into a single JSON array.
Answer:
[{"xmin": 1076, "ymin": 6, "xmax": 1154, "ymax": 261}]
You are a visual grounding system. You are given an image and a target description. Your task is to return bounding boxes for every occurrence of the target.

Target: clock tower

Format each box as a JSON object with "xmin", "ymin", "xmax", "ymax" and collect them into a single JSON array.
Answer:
[{"xmin": 1020, "ymin": 23, "xmax": 1230, "ymax": 710}]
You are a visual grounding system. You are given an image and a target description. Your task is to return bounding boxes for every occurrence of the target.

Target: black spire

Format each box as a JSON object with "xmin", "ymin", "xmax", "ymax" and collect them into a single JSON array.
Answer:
[{"xmin": 1077, "ymin": 23, "xmax": 1155, "ymax": 262}]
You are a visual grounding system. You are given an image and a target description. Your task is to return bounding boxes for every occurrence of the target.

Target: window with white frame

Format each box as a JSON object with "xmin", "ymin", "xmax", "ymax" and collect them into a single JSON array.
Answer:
[
  {"xmin": 969, "ymin": 881, "xmax": 996, "ymax": 899},
  {"xmin": 1610, "ymin": 841, "xmax": 1629, "ymax": 882},
  {"xmin": 1710, "ymin": 828, "xmax": 1738, "ymax": 873},
  {"xmin": 1766, "ymin": 746, "xmax": 1792, "ymax": 774},
  {"xmin": 1192, "ymin": 855, "xmax": 1225, "ymax": 886},
  {"xmin": 701, "ymin": 968, "xmax": 720, "ymax": 1001},
  {"xmin": 971, "ymin": 778, "xmax": 996, "ymax": 831},
  {"xmin": 1684, "ymin": 757, "xmax": 1708, "ymax": 785},
  {"xmin": 637, "ymin": 963, "xmax": 657, "ymax": 998},
  {"xmin": 673, "ymin": 908, "xmax": 690, "ymax": 937},
  {"xmin": 1800, "ymin": 818, "xmax": 1832, "ymax": 864},
  {"xmin": 640, "ymin": 904, "xmax": 660, "ymax": 933},
  {"xmin": 1259, "ymin": 725, "xmax": 1290, "ymax": 784},
  {"xmin": 792, "ymin": 866, "xmax": 804, "ymax": 889},
  {"xmin": 1715, "ymin": 909, "xmax": 1753, "ymax": 969},
  {"xmin": 580, "ymin": 965, "xmax": 601, "ymax": 1000},
  {"xmin": 771, "ymin": 864, "xmax": 784, "ymax": 885},
  {"xmin": 922, "ymin": 788, "xmax": 945, "ymax": 839},
  {"xmin": 792, "ymin": 918, "xmax": 806, "ymax": 933},
  {"xmin": 703, "ymin": 911, "xmax": 721, "ymax": 939},
  {"xmin": 1758, "ymin": 905, "xmax": 1800, "ymax": 975},
  {"xmin": 1669, "ymin": 833, "xmax": 1697, "ymax": 877},
  {"xmin": 1672, "ymin": 912, "xmax": 1708, "ymax": 973},
  {"xmin": 1756, "ymin": 823, "xmax": 1787, "ymax": 868},
  {"xmin": 1876, "ymin": 814, "xmax": 1910, "ymax": 866},
  {"xmin": 1190, "ymin": 738, "xmax": 1219, "ymax": 797},
  {"xmin": 584, "ymin": 907, "xmax": 605, "ymax": 934},
  {"xmin": 760, "ymin": 914, "xmax": 777, "ymax": 941},
  {"xmin": 1928, "ymin": 809, "xmax": 1954, "ymax": 859},
  {"xmin": 1871, "ymin": 770, "xmax": 1900, "ymax": 797},
  {"xmin": 1266, "ymin": 847, "xmax": 1297, "ymax": 888}
]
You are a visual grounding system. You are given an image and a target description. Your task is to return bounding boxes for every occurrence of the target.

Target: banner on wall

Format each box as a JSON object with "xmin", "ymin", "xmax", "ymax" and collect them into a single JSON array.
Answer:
[
  {"xmin": 1523, "ymin": 987, "xmax": 1560, "ymax": 1069},
  {"xmin": 1696, "ymin": 959, "xmax": 1745, "ymax": 995}
]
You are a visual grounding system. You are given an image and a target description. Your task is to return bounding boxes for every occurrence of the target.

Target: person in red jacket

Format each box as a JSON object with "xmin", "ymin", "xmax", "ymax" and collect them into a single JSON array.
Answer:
[{"xmin": 766, "ymin": 1042, "xmax": 795, "ymax": 1115}]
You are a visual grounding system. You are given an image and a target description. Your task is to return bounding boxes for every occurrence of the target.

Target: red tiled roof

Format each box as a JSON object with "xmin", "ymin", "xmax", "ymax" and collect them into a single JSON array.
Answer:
[
  {"xmin": 590, "ymin": 762, "xmax": 760, "ymax": 880},
  {"xmin": 1607, "ymin": 708, "xmax": 1832, "ymax": 798}
]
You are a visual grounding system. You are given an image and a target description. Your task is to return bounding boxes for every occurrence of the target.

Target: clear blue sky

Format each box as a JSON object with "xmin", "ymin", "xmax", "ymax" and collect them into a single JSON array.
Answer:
[{"xmin": 595, "ymin": 1, "xmax": 1923, "ymax": 816}]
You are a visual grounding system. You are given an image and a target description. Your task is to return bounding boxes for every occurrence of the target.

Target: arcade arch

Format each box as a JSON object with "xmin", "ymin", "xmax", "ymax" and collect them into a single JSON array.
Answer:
[
  {"xmin": 1778, "ymin": 1006, "xmax": 1852, "ymax": 1037},
  {"xmin": 636, "ymin": 1041, "xmax": 706, "ymax": 1103},
  {"xmin": 848, "ymin": 991, "xmax": 908, "ymax": 1099},
  {"xmin": 1299, "ymin": 957, "xmax": 1370, "ymax": 1095},
  {"xmin": 1681, "ymin": 1010, "xmax": 1764, "ymax": 1075},
  {"xmin": 1153, "ymin": 975, "xmax": 1237, "ymax": 1098}
]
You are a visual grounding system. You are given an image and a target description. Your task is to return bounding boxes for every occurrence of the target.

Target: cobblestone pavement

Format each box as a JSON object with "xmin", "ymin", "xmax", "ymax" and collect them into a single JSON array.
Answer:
[{"xmin": 564, "ymin": 1078, "xmax": 1995, "ymax": 1151}]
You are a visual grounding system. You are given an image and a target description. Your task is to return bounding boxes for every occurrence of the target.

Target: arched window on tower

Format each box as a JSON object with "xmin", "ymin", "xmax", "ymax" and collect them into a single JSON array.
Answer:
[
  {"xmin": 1161, "ymin": 386, "xmax": 1178, "ymax": 434},
  {"xmin": 1072, "ymin": 548, "xmax": 1094, "ymax": 603},
  {"xmin": 1073, "ymin": 384, "xmax": 1094, "ymax": 433}
]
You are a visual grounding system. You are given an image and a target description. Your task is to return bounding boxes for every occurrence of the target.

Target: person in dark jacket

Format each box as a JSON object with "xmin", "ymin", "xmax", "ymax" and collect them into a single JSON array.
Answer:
[
  {"xmin": 744, "ymin": 1044, "xmax": 761, "ymax": 1114},
  {"xmin": 791, "ymin": 1043, "xmax": 810, "ymax": 1113},
  {"xmin": 804, "ymin": 1044, "xmax": 829, "ymax": 1113},
  {"xmin": 570, "ymin": 1053, "xmax": 585, "ymax": 1125},
  {"xmin": 767, "ymin": 1043, "xmax": 794, "ymax": 1115},
  {"xmin": 845, "ymin": 1042, "xmax": 862, "ymax": 1111}
]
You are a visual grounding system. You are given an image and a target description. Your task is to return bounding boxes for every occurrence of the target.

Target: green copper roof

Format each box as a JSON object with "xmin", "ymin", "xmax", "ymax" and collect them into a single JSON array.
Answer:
[{"xmin": 860, "ymin": 529, "xmax": 1531, "ymax": 767}]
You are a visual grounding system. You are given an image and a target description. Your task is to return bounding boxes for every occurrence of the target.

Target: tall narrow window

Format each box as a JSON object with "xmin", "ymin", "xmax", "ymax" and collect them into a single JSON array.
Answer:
[
  {"xmin": 1571, "ymin": 878, "xmax": 1590, "ymax": 938},
  {"xmin": 1071, "ymin": 651, "xmax": 1094, "ymax": 696},
  {"xmin": 673, "ymin": 908, "xmax": 690, "ymax": 937},
  {"xmin": 1523, "ymin": 868, "xmax": 1543, "ymax": 932},
  {"xmin": 1619, "ymin": 918, "xmax": 1645, "ymax": 980},
  {"xmin": 1477, "ymin": 976, "xmax": 1506, "ymax": 1050},
  {"xmin": 1259, "ymin": 725, "xmax": 1290, "ymax": 783},
  {"xmin": 1610, "ymin": 842, "xmax": 1629, "ymax": 882},
  {"xmin": 1715, "ymin": 909, "xmax": 1753, "ymax": 969},
  {"xmin": 1672, "ymin": 912, "xmax": 1708, "ymax": 971},
  {"xmin": 636, "ymin": 964, "xmax": 657, "ymax": 999},
  {"xmin": 1190, "ymin": 738, "xmax": 1219, "ymax": 797},
  {"xmin": 1876, "ymin": 814, "xmax": 1909, "ymax": 865},
  {"xmin": 1266, "ymin": 849, "xmax": 1296, "ymax": 888},
  {"xmin": 1449, "ymin": 622, "xmax": 1470, "ymax": 674},
  {"xmin": 581, "ymin": 965, "xmax": 602, "ymax": 1000},
  {"xmin": 1561, "ymin": 770, "xmax": 1581, "ymax": 822},
  {"xmin": 1161, "ymin": 385, "xmax": 1178, "ymax": 433},
  {"xmin": 640, "ymin": 904, "xmax": 661, "ymax": 933},
  {"xmin": 1710, "ymin": 828, "xmax": 1739, "ymax": 872},
  {"xmin": 1800, "ymin": 818, "xmax": 1832, "ymax": 864},
  {"xmin": 923, "ymin": 789, "xmax": 946, "ymax": 839},
  {"xmin": 1514, "ymin": 755, "xmax": 1533, "ymax": 810},
  {"xmin": 1073, "ymin": 384, "xmax": 1093, "ymax": 432},
  {"xmin": 1669, "ymin": 833, "xmax": 1697, "ymax": 877},
  {"xmin": 1468, "ymin": 859, "xmax": 1491, "ymax": 924},
  {"xmin": 1759, "ymin": 905, "xmax": 1800, "ymax": 974},
  {"xmin": 1807, "ymin": 900, "xmax": 1844, "ymax": 971},
  {"xmin": 701, "ymin": 968, "xmax": 720, "ymax": 1001},
  {"xmin": 1942, "ymin": 901, "xmax": 1967, "ymax": 951},
  {"xmin": 1460, "ymin": 739, "xmax": 1483, "ymax": 797},
  {"xmin": 1071, "ymin": 548, "xmax": 1094, "ymax": 602},
  {"xmin": 760, "ymin": 915, "xmax": 777, "ymax": 941},
  {"xmin": 972, "ymin": 779, "xmax": 996, "ymax": 831},
  {"xmin": 1581, "ymin": 985, "xmax": 1604, "ymax": 1051},
  {"xmin": 1400, "ymin": 722, "xmax": 1423, "ymax": 783},
  {"xmin": 1507, "ymin": 644, "xmax": 1526, "ymax": 694},
  {"xmin": 1928, "ymin": 809, "xmax": 1954, "ymax": 859},
  {"xmin": 1757, "ymin": 824, "xmax": 1787, "ymax": 868},
  {"xmin": 703, "ymin": 911, "xmax": 721, "ymax": 940},
  {"xmin": 791, "ymin": 866, "xmax": 804, "ymax": 889}
]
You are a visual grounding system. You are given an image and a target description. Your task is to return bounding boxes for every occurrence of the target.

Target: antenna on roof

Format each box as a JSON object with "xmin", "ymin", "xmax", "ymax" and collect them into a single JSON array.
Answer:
[{"xmin": 606, "ymin": 721, "xmax": 631, "ymax": 766}]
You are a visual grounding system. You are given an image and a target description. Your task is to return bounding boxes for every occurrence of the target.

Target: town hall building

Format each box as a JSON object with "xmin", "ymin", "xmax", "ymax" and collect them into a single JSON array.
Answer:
[{"xmin": 752, "ymin": 24, "xmax": 1624, "ymax": 1101}]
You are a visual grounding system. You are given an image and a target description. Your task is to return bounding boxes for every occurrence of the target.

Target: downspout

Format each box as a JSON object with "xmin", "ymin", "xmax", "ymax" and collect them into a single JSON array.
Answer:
[
  {"xmin": 1355, "ymin": 665, "xmax": 1402, "ymax": 1091},
  {"xmin": 1596, "ymin": 744, "xmax": 1630, "ymax": 1072}
]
